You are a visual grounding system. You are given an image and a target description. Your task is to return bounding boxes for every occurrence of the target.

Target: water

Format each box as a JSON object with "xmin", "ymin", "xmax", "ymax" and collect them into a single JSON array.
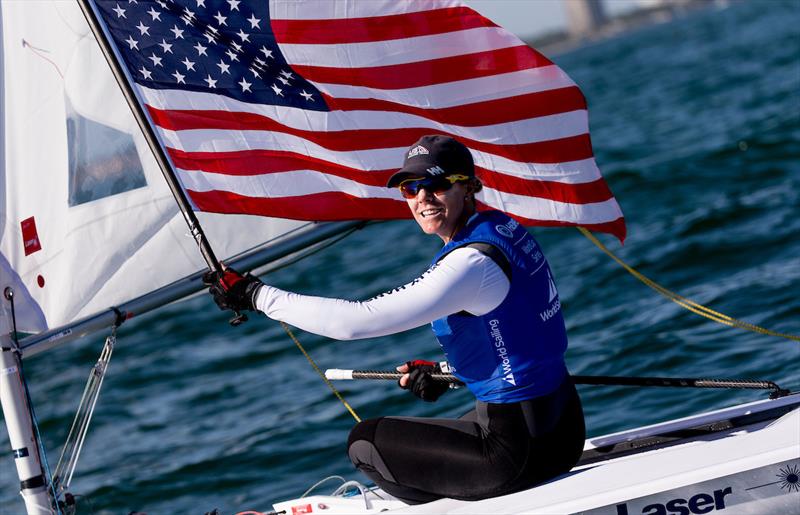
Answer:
[{"xmin": 2, "ymin": 1, "xmax": 799, "ymax": 513}]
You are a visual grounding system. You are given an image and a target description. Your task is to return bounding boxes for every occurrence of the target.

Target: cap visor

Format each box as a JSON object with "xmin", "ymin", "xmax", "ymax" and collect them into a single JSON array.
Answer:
[{"xmin": 386, "ymin": 163, "xmax": 432, "ymax": 187}]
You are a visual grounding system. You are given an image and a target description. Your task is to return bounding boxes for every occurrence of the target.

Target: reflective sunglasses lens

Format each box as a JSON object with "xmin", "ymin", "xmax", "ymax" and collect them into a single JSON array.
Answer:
[
  {"xmin": 399, "ymin": 177, "xmax": 454, "ymax": 199},
  {"xmin": 399, "ymin": 180, "xmax": 421, "ymax": 199}
]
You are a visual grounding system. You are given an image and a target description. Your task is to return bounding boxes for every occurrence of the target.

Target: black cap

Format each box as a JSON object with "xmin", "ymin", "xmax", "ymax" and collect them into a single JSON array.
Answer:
[{"xmin": 386, "ymin": 135, "xmax": 474, "ymax": 188}]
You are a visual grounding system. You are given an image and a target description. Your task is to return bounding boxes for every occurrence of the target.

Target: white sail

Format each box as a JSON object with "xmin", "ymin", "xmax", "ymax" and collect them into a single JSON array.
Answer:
[{"xmin": 0, "ymin": 1, "xmax": 309, "ymax": 335}]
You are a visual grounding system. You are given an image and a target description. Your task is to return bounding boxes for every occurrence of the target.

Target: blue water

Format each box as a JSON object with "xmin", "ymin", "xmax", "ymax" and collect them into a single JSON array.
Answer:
[{"xmin": 2, "ymin": 1, "xmax": 799, "ymax": 513}]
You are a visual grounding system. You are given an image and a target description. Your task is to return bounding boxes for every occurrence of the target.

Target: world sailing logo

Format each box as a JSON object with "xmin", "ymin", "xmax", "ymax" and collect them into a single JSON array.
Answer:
[
  {"xmin": 489, "ymin": 319, "xmax": 516, "ymax": 386},
  {"xmin": 547, "ymin": 270, "xmax": 558, "ymax": 303},
  {"xmin": 540, "ymin": 271, "xmax": 561, "ymax": 322}
]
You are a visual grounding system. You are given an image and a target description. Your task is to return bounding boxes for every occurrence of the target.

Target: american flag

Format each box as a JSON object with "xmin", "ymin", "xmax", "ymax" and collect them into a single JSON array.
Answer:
[{"xmin": 93, "ymin": 0, "xmax": 626, "ymax": 242}]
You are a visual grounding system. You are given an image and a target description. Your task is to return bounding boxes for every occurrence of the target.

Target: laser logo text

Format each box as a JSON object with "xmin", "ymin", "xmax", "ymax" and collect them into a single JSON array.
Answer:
[{"xmin": 615, "ymin": 487, "xmax": 733, "ymax": 515}]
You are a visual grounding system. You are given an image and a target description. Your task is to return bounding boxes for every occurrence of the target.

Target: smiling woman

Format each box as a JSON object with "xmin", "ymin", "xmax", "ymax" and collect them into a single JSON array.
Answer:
[
  {"xmin": 204, "ymin": 135, "xmax": 585, "ymax": 503},
  {"xmin": 388, "ymin": 135, "xmax": 482, "ymax": 242}
]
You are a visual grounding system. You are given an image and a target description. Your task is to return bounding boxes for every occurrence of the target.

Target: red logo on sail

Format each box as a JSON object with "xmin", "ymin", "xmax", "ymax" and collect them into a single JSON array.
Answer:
[{"xmin": 20, "ymin": 217, "xmax": 42, "ymax": 256}]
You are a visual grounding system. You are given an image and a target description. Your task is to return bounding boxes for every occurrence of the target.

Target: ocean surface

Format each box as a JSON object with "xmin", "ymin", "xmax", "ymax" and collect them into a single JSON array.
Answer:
[{"xmin": 2, "ymin": 1, "xmax": 799, "ymax": 513}]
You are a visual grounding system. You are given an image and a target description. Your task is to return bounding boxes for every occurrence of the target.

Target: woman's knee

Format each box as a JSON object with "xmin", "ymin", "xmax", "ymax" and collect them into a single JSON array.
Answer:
[
  {"xmin": 347, "ymin": 417, "xmax": 399, "ymax": 483},
  {"xmin": 347, "ymin": 417, "xmax": 382, "ymax": 448}
]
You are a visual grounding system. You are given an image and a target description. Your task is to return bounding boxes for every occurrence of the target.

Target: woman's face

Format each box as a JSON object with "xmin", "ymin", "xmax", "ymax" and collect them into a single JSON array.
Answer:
[{"xmin": 406, "ymin": 181, "xmax": 470, "ymax": 242}]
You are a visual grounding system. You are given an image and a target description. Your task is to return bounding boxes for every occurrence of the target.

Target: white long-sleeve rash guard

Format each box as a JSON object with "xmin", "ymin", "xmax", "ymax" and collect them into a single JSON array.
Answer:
[{"xmin": 254, "ymin": 247, "xmax": 511, "ymax": 340}]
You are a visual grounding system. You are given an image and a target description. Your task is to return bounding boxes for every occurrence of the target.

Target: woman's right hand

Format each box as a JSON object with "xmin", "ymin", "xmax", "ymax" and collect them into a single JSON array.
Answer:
[
  {"xmin": 203, "ymin": 267, "xmax": 263, "ymax": 312},
  {"xmin": 397, "ymin": 360, "xmax": 449, "ymax": 402}
]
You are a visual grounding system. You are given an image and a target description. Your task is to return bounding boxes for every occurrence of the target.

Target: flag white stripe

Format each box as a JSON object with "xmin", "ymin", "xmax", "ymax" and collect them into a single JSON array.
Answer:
[
  {"xmin": 140, "ymin": 88, "xmax": 588, "ymax": 145},
  {"xmin": 159, "ymin": 126, "xmax": 404, "ymax": 166},
  {"xmin": 177, "ymin": 168, "xmax": 397, "ymax": 199},
  {"xmin": 279, "ymin": 26, "xmax": 522, "ymax": 68},
  {"xmin": 158, "ymin": 127, "xmax": 602, "ymax": 184},
  {"xmin": 481, "ymin": 188, "xmax": 624, "ymax": 223},
  {"xmin": 142, "ymin": 87, "xmax": 585, "ymax": 136},
  {"xmin": 177, "ymin": 168, "xmax": 622, "ymax": 223},
  {"xmin": 269, "ymin": 0, "xmax": 462, "ymax": 21}
]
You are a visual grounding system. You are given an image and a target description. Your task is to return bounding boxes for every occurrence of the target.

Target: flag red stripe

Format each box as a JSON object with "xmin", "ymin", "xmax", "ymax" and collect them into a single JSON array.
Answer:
[
  {"xmin": 140, "ymin": 84, "xmax": 586, "ymax": 128},
  {"xmin": 189, "ymin": 190, "xmax": 412, "ymax": 221},
  {"xmin": 149, "ymin": 107, "xmax": 593, "ymax": 164},
  {"xmin": 189, "ymin": 191, "xmax": 626, "ymax": 242},
  {"xmin": 476, "ymin": 168, "xmax": 613, "ymax": 204},
  {"xmin": 321, "ymin": 86, "xmax": 587, "ymax": 127},
  {"xmin": 292, "ymin": 46, "xmax": 550, "ymax": 89},
  {"xmin": 271, "ymin": 7, "xmax": 497, "ymax": 44},
  {"xmin": 169, "ymin": 148, "xmax": 609, "ymax": 204}
]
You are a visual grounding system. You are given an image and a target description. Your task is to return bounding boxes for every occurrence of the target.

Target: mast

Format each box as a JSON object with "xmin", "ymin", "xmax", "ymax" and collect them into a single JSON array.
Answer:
[{"xmin": 1, "ymin": 332, "xmax": 55, "ymax": 514}]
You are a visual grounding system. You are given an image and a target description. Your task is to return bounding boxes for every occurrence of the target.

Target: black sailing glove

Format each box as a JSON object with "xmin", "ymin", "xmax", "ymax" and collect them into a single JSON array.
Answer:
[
  {"xmin": 202, "ymin": 267, "xmax": 263, "ymax": 312},
  {"xmin": 400, "ymin": 360, "xmax": 449, "ymax": 402}
]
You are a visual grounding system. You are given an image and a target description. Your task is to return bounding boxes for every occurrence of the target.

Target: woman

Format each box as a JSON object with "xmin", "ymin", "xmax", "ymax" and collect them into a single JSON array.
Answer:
[{"xmin": 206, "ymin": 135, "xmax": 585, "ymax": 504}]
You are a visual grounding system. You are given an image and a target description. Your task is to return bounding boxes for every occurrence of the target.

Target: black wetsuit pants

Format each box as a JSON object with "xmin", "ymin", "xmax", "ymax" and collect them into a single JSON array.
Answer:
[{"xmin": 347, "ymin": 377, "xmax": 585, "ymax": 504}]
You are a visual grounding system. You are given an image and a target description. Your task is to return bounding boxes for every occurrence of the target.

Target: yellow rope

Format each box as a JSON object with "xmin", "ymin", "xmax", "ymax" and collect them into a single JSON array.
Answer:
[
  {"xmin": 280, "ymin": 227, "xmax": 796, "ymax": 419},
  {"xmin": 577, "ymin": 227, "xmax": 799, "ymax": 342},
  {"xmin": 280, "ymin": 321, "xmax": 362, "ymax": 422}
]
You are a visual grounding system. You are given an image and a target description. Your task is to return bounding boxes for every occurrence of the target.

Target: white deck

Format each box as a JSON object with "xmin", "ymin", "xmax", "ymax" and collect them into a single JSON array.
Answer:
[{"xmin": 274, "ymin": 394, "xmax": 800, "ymax": 515}]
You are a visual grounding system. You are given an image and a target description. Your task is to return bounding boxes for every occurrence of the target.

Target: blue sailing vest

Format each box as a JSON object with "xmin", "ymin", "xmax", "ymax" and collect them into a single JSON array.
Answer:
[{"xmin": 431, "ymin": 211, "xmax": 568, "ymax": 403}]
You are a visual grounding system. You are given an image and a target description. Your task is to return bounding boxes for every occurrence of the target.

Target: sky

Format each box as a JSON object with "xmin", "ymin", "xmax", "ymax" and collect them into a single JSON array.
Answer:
[{"xmin": 464, "ymin": 0, "xmax": 647, "ymax": 39}]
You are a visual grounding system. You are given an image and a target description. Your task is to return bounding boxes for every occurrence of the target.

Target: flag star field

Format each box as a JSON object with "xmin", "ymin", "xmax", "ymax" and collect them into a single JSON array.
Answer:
[{"xmin": 98, "ymin": 0, "xmax": 326, "ymax": 109}]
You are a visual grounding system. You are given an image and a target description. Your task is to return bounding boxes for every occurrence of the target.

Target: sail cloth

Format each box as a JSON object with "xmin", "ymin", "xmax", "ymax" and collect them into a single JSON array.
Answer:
[
  {"xmin": 90, "ymin": 0, "xmax": 626, "ymax": 242},
  {"xmin": 0, "ymin": 1, "xmax": 309, "ymax": 334}
]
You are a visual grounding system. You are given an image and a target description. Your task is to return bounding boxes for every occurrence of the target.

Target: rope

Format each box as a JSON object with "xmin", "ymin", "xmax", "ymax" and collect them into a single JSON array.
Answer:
[
  {"xmin": 300, "ymin": 475, "xmax": 346, "ymax": 498},
  {"xmin": 279, "ymin": 321, "xmax": 361, "ymax": 423},
  {"xmin": 577, "ymin": 227, "xmax": 799, "ymax": 342}
]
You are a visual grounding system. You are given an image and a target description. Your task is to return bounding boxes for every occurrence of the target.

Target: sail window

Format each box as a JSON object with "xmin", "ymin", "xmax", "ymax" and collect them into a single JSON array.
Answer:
[{"xmin": 66, "ymin": 102, "xmax": 147, "ymax": 206}]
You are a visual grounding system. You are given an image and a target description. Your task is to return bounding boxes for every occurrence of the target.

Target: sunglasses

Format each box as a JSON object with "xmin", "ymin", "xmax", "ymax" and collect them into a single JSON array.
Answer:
[{"xmin": 398, "ymin": 174, "xmax": 471, "ymax": 199}]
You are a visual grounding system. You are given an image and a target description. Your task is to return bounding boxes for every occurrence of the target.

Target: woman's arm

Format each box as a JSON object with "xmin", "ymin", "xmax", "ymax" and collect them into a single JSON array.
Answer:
[{"xmin": 254, "ymin": 247, "xmax": 509, "ymax": 340}]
